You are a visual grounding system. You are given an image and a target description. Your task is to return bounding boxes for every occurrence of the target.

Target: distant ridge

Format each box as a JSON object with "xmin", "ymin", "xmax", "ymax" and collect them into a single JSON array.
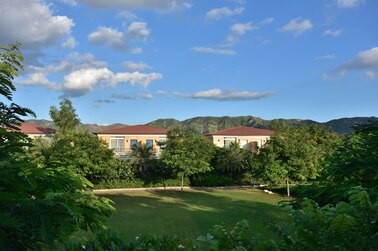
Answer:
[
  {"xmin": 25, "ymin": 119, "xmax": 128, "ymax": 133},
  {"xmin": 25, "ymin": 116, "xmax": 377, "ymax": 135}
]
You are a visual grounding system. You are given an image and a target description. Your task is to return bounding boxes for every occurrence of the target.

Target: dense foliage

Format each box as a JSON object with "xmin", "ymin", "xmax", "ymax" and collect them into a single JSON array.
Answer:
[
  {"xmin": 0, "ymin": 43, "xmax": 114, "ymax": 250},
  {"xmin": 50, "ymin": 98, "xmax": 80, "ymax": 136},
  {"xmin": 325, "ymin": 120, "xmax": 378, "ymax": 191},
  {"xmin": 160, "ymin": 128, "xmax": 216, "ymax": 190},
  {"xmin": 254, "ymin": 124, "xmax": 340, "ymax": 196}
]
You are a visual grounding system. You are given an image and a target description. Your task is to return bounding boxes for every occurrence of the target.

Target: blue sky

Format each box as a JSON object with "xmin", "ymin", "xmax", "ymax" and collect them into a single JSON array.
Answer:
[{"xmin": 2, "ymin": 0, "xmax": 377, "ymax": 125}]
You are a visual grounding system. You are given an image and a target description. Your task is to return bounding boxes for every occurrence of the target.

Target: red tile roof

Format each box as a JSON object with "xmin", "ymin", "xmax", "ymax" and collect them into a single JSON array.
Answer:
[
  {"xmin": 18, "ymin": 123, "xmax": 56, "ymax": 135},
  {"xmin": 206, "ymin": 126, "xmax": 274, "ymax": 136},
  {"xmin": 95, "ymin": 125, "xmax": 168, "ymax": 135}
]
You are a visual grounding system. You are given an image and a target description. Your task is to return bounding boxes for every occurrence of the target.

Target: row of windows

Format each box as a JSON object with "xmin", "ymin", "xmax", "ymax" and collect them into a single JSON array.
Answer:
[{"xmin": 109, "ymin": 137, "xmax": 165, "ymax": 154}]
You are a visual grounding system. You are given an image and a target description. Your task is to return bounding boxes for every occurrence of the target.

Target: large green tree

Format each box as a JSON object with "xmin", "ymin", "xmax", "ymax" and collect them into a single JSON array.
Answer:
[
  {"xmin": 0, "ymin": 43, "xmax": 114, "ymax": 250},
  {"xmin": 45, "ymin": 98, "xmax": 117, "ymax": 182},
  {"xmin": 254, "ymin": 124, "xmax": 340, "ymax": 196},
  {"xmin": 46, "ymin": 130, "xmax": 115, "ymax": 181},
  {"xmin": 50, "ymin": 98, "xmax": 80, "ymax": 135},
  {"xmin": 160, "ymin": 128, "xmax": 215, "ymax": 190}
]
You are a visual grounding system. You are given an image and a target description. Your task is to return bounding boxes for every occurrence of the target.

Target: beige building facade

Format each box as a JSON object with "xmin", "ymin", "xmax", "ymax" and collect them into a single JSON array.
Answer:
[
  {"xmin": 206, "ymin": 126, "xmax": 274, "ymax": 152},
  {"xmin": 95, "ymin": 125, "xmax": 168, "ymax": 157}
]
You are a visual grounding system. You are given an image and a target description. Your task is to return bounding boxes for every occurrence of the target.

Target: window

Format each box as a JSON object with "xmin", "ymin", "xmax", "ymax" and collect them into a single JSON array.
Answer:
[
  {"xmin": 110, "ymin": 137, "xmax": 125, "ymax": 154},
  {"xmin": 146, "ymin": 139, "xmax": 153, "ymax": 149},
  {"xmin": 130, "ymin": 139, "xmax": 137, "ymax": 150},
  {"xmin": 224, "ymin": 137, "xmax": 236, "ymax": 148},
  {"xmin": 157, "ymin": 137, "xmax": 167, "ymax": 149}
]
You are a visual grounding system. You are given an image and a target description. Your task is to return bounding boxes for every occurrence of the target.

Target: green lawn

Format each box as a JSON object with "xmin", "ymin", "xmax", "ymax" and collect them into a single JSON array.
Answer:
[{"xmin": 98, "ymin": 188, "xmax": 290, "ymax": 241}]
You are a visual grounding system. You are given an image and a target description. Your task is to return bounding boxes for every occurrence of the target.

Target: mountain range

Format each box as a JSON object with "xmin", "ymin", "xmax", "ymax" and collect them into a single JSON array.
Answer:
[{"xmin": 26, "ymin": 116, "xmax": 377, "ymax": 135}]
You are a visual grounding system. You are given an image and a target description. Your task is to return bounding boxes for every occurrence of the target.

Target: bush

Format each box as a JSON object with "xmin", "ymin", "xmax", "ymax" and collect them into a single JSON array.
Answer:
[
  {"xmin": 189, "ymin": 173, "xmax": 234, "ymax": 187},
  {"xmin": 94, "ymin": 177, "xmax": 190, "ymax": 189}
]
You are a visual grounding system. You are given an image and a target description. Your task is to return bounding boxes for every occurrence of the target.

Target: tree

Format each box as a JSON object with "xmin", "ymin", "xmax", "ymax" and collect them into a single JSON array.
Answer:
[
  {"xmin": 45, "ymin": 130, "xmax": 115, "ymax": 182},
  {"xmin": 46, "ymin": 99, "xmax": 117, "ymax": 182},
  {"xmin": 325, "ymin": 120, "xmax": 378, "ymax": 193},
  {"xmin": 0, "ymin": 42, "xmax": 35, "ymax": 129},
  {"xmin": 0, "ymin": 43, "xmax": 114, "ymax": 249},
  {"xmin": 50, "ymin": 98, "xmax": 80, "ymax": 135},
  {"xmin": 214, "ymin": 142, "xmax": 250, "ymax": 178},
  {"xmin": 254, "ymin": 124, "xmax": 340, "ymax": 196},
  {"xmin": 160, "ymin": 128, "xmax": 215, "ymax": 190},
  {"xmin": 130, "ymin": 141, "xmax": 153, "ymax": 174}
]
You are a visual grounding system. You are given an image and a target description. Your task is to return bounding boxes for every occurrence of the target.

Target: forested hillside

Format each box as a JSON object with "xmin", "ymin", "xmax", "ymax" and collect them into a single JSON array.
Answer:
[{"xmin": 26, "ymin": 116, "xmax": 377, "ymax": 135}]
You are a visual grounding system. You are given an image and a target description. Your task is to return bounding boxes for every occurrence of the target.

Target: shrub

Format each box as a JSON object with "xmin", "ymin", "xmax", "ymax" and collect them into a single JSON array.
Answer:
[{"xmin": 189, "ymin": 173, "xmax": 234, "ymax": 187}]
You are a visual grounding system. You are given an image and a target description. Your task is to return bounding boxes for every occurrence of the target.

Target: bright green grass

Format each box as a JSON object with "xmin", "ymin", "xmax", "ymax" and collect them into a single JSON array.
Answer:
[{"xmin": 98, "ymin": 188, "xmax": 290, "ymax": 241}]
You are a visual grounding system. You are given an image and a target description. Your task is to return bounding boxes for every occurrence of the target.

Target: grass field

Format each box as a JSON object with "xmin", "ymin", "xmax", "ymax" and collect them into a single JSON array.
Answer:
[{"xmin": 97, "ymin": 188, "xmax": 290, "ymax": 241}]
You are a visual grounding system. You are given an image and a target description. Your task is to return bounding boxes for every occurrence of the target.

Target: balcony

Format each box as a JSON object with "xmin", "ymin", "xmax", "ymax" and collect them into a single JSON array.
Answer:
[{"xmin": 112, "ymin": 147, "xmax": 162, "ymax": 158}]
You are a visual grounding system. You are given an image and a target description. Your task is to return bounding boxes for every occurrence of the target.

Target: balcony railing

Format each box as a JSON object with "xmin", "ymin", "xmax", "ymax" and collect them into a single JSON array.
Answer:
[{"xmin": 112, "ymin": 147, "xmax": 162, "ymax": 158}]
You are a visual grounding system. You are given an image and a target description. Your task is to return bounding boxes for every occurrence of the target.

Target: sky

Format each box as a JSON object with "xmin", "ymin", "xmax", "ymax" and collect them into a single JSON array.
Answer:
[{"xmin": 1, "ymin": 0, "xmax": 377, "ymax": 125}]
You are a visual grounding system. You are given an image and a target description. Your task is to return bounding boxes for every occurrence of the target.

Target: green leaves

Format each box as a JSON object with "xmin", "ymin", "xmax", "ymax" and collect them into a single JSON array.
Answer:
[
  {"xmin": 276, "ymin": 186, "xmax": 378, "ymax": 250},
  {"xmin": 0, "ymin": 43, "xmax": 115, "ymax": 249},
  {"xmin": 325, "ymin": 120, "xmax": 378, "ymax": 191},
  {"xmin": 161, "ymin": 128, "xmax": 215, "ymax": 177},
  {"xmin": 254, "ymin": 124, "xmax": 340, "ymax": 196},
  {"xmin": 50, "ymin": 98, "xmax": 80, "ymax": 135}
]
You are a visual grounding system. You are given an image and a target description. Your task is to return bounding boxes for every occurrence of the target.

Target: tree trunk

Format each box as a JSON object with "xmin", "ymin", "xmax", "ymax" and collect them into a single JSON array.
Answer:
[
  {"xmin": 181, "ymin": 174, "xmax": 184, "ymax": 191},
  {"xmin": 286, "ymin": 178, "xmax": 290, "ymax": 197}
]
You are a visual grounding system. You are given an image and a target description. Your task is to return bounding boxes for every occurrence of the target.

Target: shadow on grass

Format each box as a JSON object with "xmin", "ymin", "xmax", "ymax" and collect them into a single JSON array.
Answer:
[{"xmin": 101, "ymin": 189, "xmax": 290, "ymax": 241}]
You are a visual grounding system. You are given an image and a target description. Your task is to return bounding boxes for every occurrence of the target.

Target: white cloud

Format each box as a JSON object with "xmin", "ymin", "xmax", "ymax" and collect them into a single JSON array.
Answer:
[
  {"xmin": 0, "ymin": 0, "xmax": 74, "ymax": 49},
  {"xmin": 205, "ymin": 7, "xmax": 244, "ymax": 20},
  {"xmin": 111, "ymin": 72, "xmax": 162, "ymax": 88},
  {"xmin": 62, "ymin": 36, "xmax": 78, "ymax": 48},
  {"xmin": 73, "ymin": 0, "xmax": 191, "ymax": 11},
  {"xmin": 324, "ymin": 47, "xmax": 378, "ymax": 79},
  {"xmin": 259, "ymin": 17, "xmax": 274, "ymax": 25},
  {"xmin": 88, "ymin": 22, "xmax": 150, "ymax": 52},
  {"xmin": 117, "ymin": 10, "xmax": 138, "ymax": 20},
  {"xmin": 336, "ymin": 0, "xmax": 362, "ymax": 8},
  {"xmin": 139, "ymin": 93, "xmax": 154, "ymax": 99},
  {"xmin": 323, "ymin": 29, "xmax": 342, "ymax": 37},
  {"xmin": 62, "ymin": 68, "xmax": 113, "ymax": 96},
  {"xmin": 60, "ymin": 0, "xmax": 78, "ymax": 6},
  {"xmin": 159, "ymin": 89, "xmax": 273, "ymax": 101},
  {"xmin": 123, "ymin": 61, "xmax": 150, "ymax": 71},
  {"xmin": 190, "ymin": 47, "xmax": 236, "ymax": 55},
  {"xmin": 18, "ymin": 53, "xmax": 163, "ymax": 97},
  {"xmin": 127, "ymin": 22, "xmax": 151, "ymax": 40},
  {"xmin": 225, "ymin": 22, "xmax": 257, "ymax": 46},
  {"xmin": 279, "ymin": 17, "xmax": 313, "ymax": 36},
  {"xmin": 316, "ymin": 54, "xmax": 336, "ymax": 60},
  {"xmin": 19, "ymin": 72, "xmax": 57, "ymax": 90},
  {"xmin": 366, "ymin": 71, "xmax": 377, "ymax": 79},
  {"xmin": 23, "ymin": 52, "xmax": 107, "ymax": 75},
  {"xmin": 62, "ymin": 68, "xmax": 162, "ymax": 97},
  {"xmin": 229, "ymin": 0, "xmax": 246, "ymax": 4},
  {"xmin": 94, "ymin": 99, "xmax": 115, "ymax": 104},
  {"xmin": 112, "ymin": 93, "xmax": 136, "ymax": 100},
  {"xmin": 88, "ymin": 27, "xmax": 128, "ymax": 51}
]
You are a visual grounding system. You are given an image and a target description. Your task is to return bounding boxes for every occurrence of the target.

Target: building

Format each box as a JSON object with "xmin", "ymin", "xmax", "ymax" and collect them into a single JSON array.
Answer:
[
  {"xmin": 95, "ymin": 125, "xmax": 168, "ymax": 157},
  {"xmin": 205, "ymin": 126, "xmax": 274, "ymax": 152},
  {"xmin": 18, "ymin": 123, "xmax": 55, "ymax": 139}
]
